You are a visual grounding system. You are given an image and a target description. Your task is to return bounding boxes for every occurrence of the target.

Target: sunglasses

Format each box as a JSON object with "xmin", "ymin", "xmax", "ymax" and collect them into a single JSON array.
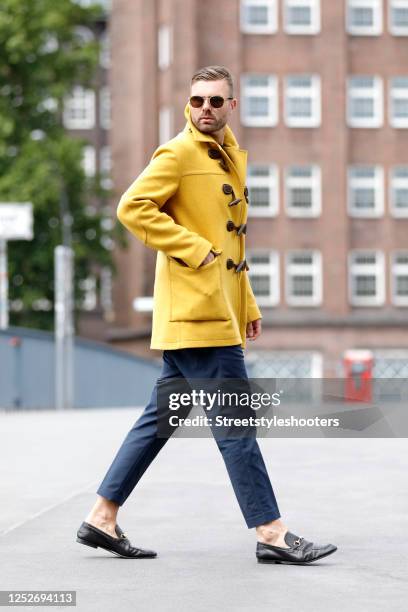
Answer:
[{"xmin": 189, "ymin": 95, "xmax": 233, "ymax": 109}]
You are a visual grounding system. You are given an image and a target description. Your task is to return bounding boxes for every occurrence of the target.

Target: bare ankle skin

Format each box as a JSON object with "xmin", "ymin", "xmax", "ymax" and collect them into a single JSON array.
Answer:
[
  {"xmin": 256, "ymin": 518, "xmax": 290, "ymax": 548},
  {"xmin": 85, "ymin": 495, "xmax": 120, "ymax": 538}
]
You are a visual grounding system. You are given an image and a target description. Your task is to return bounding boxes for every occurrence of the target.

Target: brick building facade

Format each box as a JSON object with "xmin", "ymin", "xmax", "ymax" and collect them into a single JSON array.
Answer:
[{"xmin": 104, "ymin": 0, "xmax": 408, "ymax": 378}]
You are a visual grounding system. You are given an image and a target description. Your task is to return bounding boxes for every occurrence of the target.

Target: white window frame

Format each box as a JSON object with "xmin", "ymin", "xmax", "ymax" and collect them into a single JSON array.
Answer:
[
  {"xmin": 285, "ymin": 164, "xmax": 321, "ymax": 217},
  {"xmin": 82, "ymin": 145, "xmax": 96, "ymax": 177},
  {"xmin": 389, "ymin": 0, "xmax": 408, "ymax": 36},
  {"xmin": 390, "ymin": 166, "xmax": 408, "ymax": 217},
  {"xmin": 74, "ymin": 26, "xmax": 94, "ymax": 44},
  {"xmin": 284, "ymin": 0, "xmax": 321, "ymax": 35},
  {"xmin": 240, "ymin": 0, "xmax": 278, "ymax": 34},
  {"xmin": 347, "ymin": 75, "xmax": 383, "ymax": 128},
  {"xmin": 79, "ymin": 275, "xmax": 97, "ymax": 311},
  {"xmin": 284, "ymin": 74, "xmax": 321, "ymax": 127},
  {"xmin": 63, "ymin": 86, "xmax": 95, "ymax": 130},
  {"xmin": 100, "ymin": 146, "xmax": 112, "ymax": 189},
  {"xmin": 158, "ymin": 24, "xmax": 172, "ymax": 70},
  {"xmin": 389, "ymin": 77, "xmax": 408, "ymax": 128},
  {"xmin": 247, "ymin": 164, "xmax": 279, "ymax": 217},
  {"xmin": 99, "ymin": 86, "xmax": 111, "ymax": 130},
  {"xmin": 346, "ymin": 0, "xmax": 383, "ymax": 35},
  {"xmin": 247, "ymin": 250, "xmax": 280, "ymax": 306},
  {"xmin": 285, "ymin": 250, "xmax": 322, "ymax": 306},
  {"xmin": 241, "ymin": 74, "xmax": 278, "ymax": 127},
  {"xmin": 391, "ymin": 251, "xmax": 408, "ymax": 305},
  {"xmin": 347, "ymin": 165, "xmax": 384, "ymax": 217},
  {"xmin": 159, "ymin": 106, "xmax": 174, "ymax": 144},
  {"xmin": 348, "ymin": 250, "xmax": 385, "ymax": 306},
  {"xmin": 99, "ymin": 30, "xmax": 110, "ymax": 69}
]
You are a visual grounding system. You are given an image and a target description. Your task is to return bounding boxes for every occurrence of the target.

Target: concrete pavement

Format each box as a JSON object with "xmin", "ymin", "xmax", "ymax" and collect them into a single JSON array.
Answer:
[{"xmin": 0, "ymin": 407, "xmax": 407, "ymax": 611}]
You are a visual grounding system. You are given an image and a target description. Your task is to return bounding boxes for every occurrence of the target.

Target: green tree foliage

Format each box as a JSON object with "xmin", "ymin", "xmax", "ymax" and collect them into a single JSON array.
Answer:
[{"xmin": 0, "ymin": 0, "xmax": 124, "ymax": 330}]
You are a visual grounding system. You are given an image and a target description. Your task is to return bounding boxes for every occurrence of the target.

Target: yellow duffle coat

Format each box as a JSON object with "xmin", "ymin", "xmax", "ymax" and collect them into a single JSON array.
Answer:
[{"xmin": 117, "ymin": 104, "xmax": 262, "ymax": 350}]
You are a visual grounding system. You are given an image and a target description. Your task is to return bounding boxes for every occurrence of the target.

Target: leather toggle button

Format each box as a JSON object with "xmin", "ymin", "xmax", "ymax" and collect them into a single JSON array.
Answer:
[
  {"xmin": 236, "ymin": 259, "xmax": 248, "ymax": 273},
  {"xmin": 208, "ymin": 148, "xmax": 222, "ymax": 159},
  {"xmin": 223, "ymin": 184, "xmax": 233, "ymax": 195},
  {"xmin": 226, "ymin": 258, "xmax": 249, "ymax": 272},
  {"xmin": 228, "ymin": 198, "xmax": 242, "ymax": 207},
  {"xmin": 226, "ymin": 221, "xmax": 247, "ymax": 235},
  {"xmin": 244, "ymin": 186, "xmax": 249, "ymax": 203}
]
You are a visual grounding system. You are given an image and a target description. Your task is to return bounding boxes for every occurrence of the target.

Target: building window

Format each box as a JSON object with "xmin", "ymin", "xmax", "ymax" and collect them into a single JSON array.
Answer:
[
  {"xmin": 389, "ymin": 0, "xmax": 408, "ymax": 35},
  {"xmin": 286, "ymin": 250, "xmax": 322, "ymax": 306},
  {"xmin": 348, "ymin": 165, "xmax": 384, "ymax": 217},
  {"xmin": 284, "ymin": 75, "xmax": 321, "ymax": 127},
  {"xmin": 63, "ymin": 86, "xmax": 95, "ymax": 129},
  {"xmin": 390, "ymin": 166, "xmax": 408, "ymax": 217},
  {"xmin": 246, "ymin": 350, "xmax": 323, "ymax": 381},
  {"xmin": 73, "ymin": 26, "xmax": 94, "ymax": 45},
  {"xmin": 73, "ymin": 0, "xmax": 111, "ymax": 9},
  {"xmin": 78, "ymin": 275, "xmax": 97, "ymax": 311},
  {"xmin": 241, "ymin": 74, "xmax": 278, "ymax": 127},
  {"xmin": 159, "ymin": 106, "xmax": 173, "ymax": 144},
  {"xmin": 247, "ymin": 251, "xmax": 280, "ymax": 306},
  {"xmin": 99, "ymin": 86, "xmax": 111, "ymax": 130},
  {"xmin": 100, "ymin": 266, "xmax": 114, "ymax": 318},
  {"xmin": 100, "ymin": 146, "xmax": 112, "ymax": 189},
  {"xmin": 346, "ymin": 0, "xmax": 382, "ymax": 35},
  {"xmin": 158, "ymin": 24, "xmax": 172, "ymax": 70},
  {"xmin": 347, "ymin": 76, "xmax": 383, "ymax": 128},
  {"xmin": 389, "ymin": 77, "xmax": 408, "ymax": 128},
  {"xmin": 82, "ymin": 145, "xmax": 96, "ymax": 177},
  {"xmin": 240, "ymin": 0, "xmax": 278, "ymax": 34},
  {"xmin": 247, "ymin": 165, "xmax": 279, "ymax": 216},
  {"xmin": 283, "ymin": 0, "xmax": 320, "ymax": 34},
  {"xmin": 348, "ymin": 251, "xmax": 385, "ymax": 306},
  {"xmin": 285, "ymin": 165, "xmax": 321, "ymax": 217},
  {"xmin": 99, "ymin": 30, "xmax": 110, "ymax": 69},
  {"xmin": 391, "ymin": 251, "xmax": 408, "ymax": 305}
]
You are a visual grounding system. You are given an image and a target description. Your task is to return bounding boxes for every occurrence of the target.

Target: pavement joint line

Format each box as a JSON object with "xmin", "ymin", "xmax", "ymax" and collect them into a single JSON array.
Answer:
[{"xmin": 0, "ymin": 478, "xmax": 100, "ymax": 537}]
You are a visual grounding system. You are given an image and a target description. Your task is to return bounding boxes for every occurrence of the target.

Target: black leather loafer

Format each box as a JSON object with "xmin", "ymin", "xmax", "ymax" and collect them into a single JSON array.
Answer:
[
  {"xmin": 76, "ymin": 521, "xmax": 157, "ymax": 559},
  {"xmin": 256, "ymin": 531, "xmax": 337, "ymax": 564}
]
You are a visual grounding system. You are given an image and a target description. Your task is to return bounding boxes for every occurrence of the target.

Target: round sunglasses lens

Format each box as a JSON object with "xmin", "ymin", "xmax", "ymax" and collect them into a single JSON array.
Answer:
[
  {"xmin": 190, "ymin": 96, "xmax": 203, "ymax": 108},
  {"xmin": 210, "ymin": 96, "xmax": 224, "ymax": 108}
]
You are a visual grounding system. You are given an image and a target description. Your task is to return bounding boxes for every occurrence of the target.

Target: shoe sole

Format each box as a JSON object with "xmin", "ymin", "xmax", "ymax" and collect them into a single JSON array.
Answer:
[
  {"xmin": 76, "ymin": 536, "xmax": 157, "ymax": 559},
  {"xmin": 257, "ymin": 547, "xmax": 337, "ymax": 565}
]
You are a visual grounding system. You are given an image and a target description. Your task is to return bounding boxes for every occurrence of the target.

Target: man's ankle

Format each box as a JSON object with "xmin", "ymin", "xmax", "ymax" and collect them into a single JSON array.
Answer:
[{"xmin": 256, "ymin": 519, "xmax": 289, "ymax": 546}]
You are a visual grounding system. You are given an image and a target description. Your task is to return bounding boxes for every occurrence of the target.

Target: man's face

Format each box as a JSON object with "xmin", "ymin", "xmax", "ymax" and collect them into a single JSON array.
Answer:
[{"xmin": 189, "ymin": 79, "xmax": 237, "ymax": 134}]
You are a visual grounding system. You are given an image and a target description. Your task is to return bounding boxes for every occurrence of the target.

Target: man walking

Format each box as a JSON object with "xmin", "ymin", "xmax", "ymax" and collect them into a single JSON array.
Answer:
[{"xmin": 76, "ymin": 66, "xmax": 337, "ymax": 564}]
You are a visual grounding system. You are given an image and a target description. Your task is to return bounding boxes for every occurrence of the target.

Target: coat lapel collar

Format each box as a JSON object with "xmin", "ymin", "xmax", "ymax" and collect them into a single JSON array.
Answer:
[{"xmin": 183, "ymin": 104, "xmax": 248, "ymax": 188}]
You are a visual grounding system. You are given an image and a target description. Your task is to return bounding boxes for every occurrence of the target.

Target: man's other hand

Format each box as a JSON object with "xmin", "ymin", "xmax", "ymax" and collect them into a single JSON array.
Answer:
[
  {"xmin": 246, "ymin": 318, "xmax": 262, "ymax": 341},
  {"xmin": 199, "ymin": 250, "xmax": 216, "ymax": 267}
]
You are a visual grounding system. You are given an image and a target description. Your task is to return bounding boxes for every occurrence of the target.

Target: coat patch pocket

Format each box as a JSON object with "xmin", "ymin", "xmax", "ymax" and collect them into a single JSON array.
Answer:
[{"xmin": 168, "ymin": 256, "xmax": 230, "ymax": 322}]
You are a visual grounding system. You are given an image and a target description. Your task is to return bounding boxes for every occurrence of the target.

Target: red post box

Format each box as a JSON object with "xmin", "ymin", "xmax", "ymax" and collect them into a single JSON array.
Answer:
[{"xmin": 343, "ymin": 350, "xmax": 373, "ymax": 403}]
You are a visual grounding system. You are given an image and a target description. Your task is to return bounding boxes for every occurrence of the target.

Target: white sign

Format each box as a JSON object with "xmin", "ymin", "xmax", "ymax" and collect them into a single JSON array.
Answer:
[{"xmin": 0, "ymin": 202, "xmax": 33, "ymax": 240}]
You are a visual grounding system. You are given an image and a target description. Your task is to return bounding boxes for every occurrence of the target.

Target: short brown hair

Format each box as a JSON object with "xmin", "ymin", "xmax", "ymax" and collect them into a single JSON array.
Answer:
[{"xmin": 191, "ymin": 65, "xmax": 234, "ymax": 97}]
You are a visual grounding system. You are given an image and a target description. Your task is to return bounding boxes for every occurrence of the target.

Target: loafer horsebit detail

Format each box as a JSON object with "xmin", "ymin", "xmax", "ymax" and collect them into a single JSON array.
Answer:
[{"xmin": 226, "ymin": 258, "xmax": 249, "ymax": 272}]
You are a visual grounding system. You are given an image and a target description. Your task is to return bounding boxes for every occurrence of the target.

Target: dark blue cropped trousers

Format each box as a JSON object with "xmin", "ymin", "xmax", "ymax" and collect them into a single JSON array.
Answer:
[{"xmin": 96, "ymin": 345, "xmax": 280, "ymax": 528}]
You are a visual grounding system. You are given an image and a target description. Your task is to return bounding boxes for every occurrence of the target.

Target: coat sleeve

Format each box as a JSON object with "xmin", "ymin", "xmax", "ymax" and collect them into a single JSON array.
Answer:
[
  {"xmin": 117, "ymin": 146, "xmax": 213, "ymax": 269},
  {"xmin": 244, "ymin": 271, "xmax": 262, "ymax": 323}
]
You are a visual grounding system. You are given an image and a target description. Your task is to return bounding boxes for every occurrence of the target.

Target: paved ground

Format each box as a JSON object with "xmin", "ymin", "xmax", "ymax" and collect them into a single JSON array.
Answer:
[{"xmin": 0, "ymin": 407, "xmax": 407, "ymax": 611}]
